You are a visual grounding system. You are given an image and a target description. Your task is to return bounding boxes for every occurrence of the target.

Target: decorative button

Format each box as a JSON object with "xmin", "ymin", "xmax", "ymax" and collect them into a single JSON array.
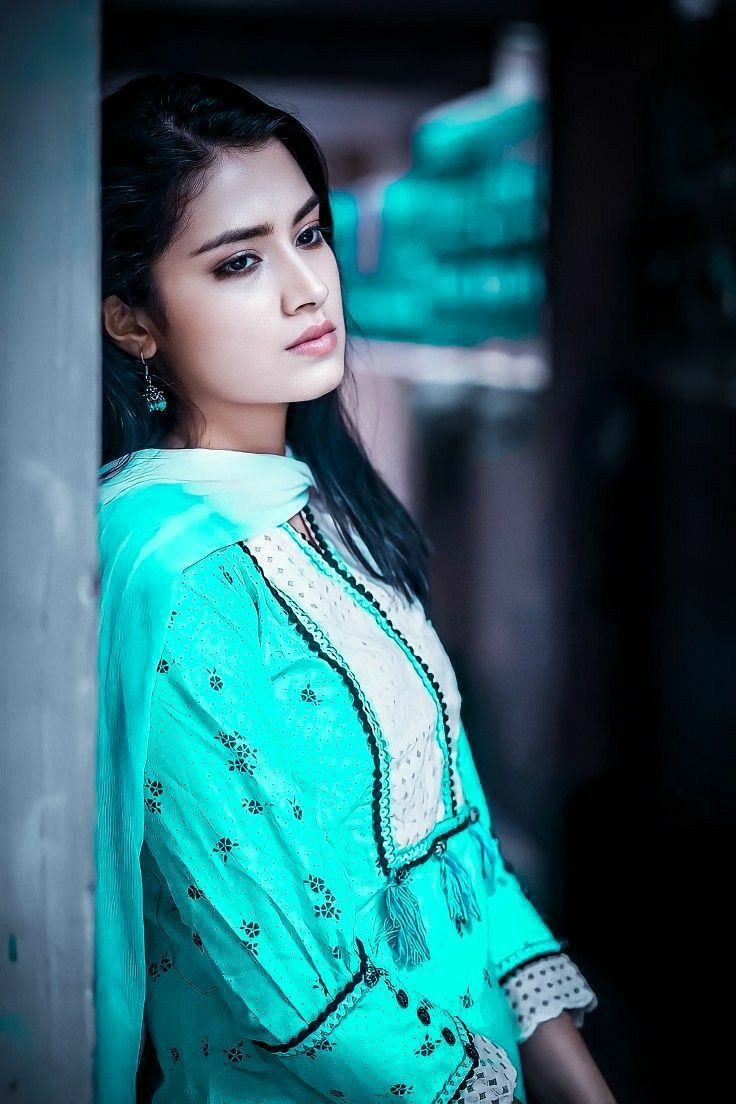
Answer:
[
  {"xmin": 364, "ymin": 963, "xmax": 379, "ymax": 987},
  {"xmin": 469, "ymin": 806, "xmax": 479, "ymax": 823},
  {"xmin": 395, "ymin": 866, "xmax": 408, "ymax": 884},
  {"xmin": 434, "ymin": 839, "xmax": 447, "ymax": 857},
  {"xmin": 417, "ymin": 1005, "xmax": 431, "ymax": 1025},
  {"xmin": 464, "ymin": 1039, "xmax": 479, "ymax": 1060},
  {"xmin": 396, "ymin": 988, "xmax": 409, "ymax": 1008},
  {"xmin": 441, "ymin": 1027, "xmax": 456, "ymax": 1045}
]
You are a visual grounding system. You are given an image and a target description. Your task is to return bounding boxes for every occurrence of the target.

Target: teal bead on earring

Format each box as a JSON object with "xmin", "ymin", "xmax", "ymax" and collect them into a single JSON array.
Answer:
[{"xmin": 140, "ymin": 350, "xmax": 167, "ymax": 413}]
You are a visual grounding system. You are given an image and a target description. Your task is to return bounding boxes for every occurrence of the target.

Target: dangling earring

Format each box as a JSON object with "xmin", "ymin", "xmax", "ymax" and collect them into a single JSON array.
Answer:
[{"xmin": 140, "ymin": 349, "xmax": 167, "ymax": 413}]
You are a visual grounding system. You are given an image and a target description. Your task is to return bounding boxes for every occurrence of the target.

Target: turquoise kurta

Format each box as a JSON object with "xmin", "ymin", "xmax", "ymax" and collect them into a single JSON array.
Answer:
[
  {"xmin": 138, "ymin": 528, "xmax": 563, "ymax": 1103},
  {"xmin": 95, "ymin": 448, "xmax": 565, "ymax": 1104}
]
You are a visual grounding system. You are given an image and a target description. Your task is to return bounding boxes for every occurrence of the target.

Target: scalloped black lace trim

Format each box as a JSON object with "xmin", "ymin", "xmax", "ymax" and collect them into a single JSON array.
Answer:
[
  {"xmin": 254, "ymin": 937, "xmax": 370, "ymax": 1052},
  {"xmin": 238, "ymin": 540, "xmax": 392, "ymax": 876},
  {"xmin": 448, "ymin": 1021, "xmax": 481, "ymax": 1102},
  {"xmin": 302, "ymin": 504, "xmax": 459, "ymax": 818}
]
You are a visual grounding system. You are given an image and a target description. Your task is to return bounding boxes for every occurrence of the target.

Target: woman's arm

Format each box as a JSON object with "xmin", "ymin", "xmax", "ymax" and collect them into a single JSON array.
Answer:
[{"xmin": 519, "ymin": 1011, "xmax": 617, "ymax": 1104}]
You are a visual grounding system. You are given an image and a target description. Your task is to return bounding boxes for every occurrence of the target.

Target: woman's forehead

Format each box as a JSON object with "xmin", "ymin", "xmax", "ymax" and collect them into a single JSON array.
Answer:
[{"xmin": 171, "ymin": 141, "xmax": 311, "ymax": 256}]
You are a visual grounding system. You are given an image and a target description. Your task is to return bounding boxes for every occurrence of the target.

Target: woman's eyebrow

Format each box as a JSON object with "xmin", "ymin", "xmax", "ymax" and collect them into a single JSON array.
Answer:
[{"xmin": 190, "ymin": 192, "xmax": 320, "ymax": 257}]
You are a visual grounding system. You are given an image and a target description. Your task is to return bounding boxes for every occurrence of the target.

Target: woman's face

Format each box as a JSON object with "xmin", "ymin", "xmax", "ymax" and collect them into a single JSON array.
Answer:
[{"xmin": 144, "ymin": 139, "xmax": 346, "ymax": 419}]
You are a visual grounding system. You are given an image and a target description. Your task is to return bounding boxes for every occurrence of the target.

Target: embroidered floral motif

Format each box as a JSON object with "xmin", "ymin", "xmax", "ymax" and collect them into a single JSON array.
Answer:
[
  {"xmin": 156, "ymin": 657, "xmax": 169, "ymax": 674},
  {"xmin": 314, "ymin": 894, "xmax": 340, "ymax": 919},
  {"xmin": 227, "ymin": 746, "xmax": 257, "ymax": 775},
  {"xmin": 389, "ymin": 1086, "xmax": 414, "ymax": 1097},
  {"xmin": 192, "ymin": 931, "xmax": 204, "ymax": 952},
  {"xmin": 207, "ymin": 667, "xmax": 223, "ymax": 691},
  {"xmin": 170, "ymin": 1047, "xmax": 181, "ymax": 1064},
  {"xmin": 200, "ymin": 1036, "xmax": 209, "ymax": 1056},
  {"xmin": 223, "ymin": 1040, "xmax": 245, "ymax": 1063},
  {"xmin": 300, "ymin": 681, "xmax": 321, "ymax": 704},
  {"xmin": 214, "ymin": 728, "xmax": 258, "ymax": 773},
  {"xmin": 187, "ymin": 883, "xmax": 204, "ymax": 900},
  {"xmin": 305, "ymin": 872, "xmax": 342, "ymax": 920},
  {"xmin": 213, "ymin": 836, "xmax": 238, "ymax": 863},
  {"xmin": 414, "ymin": 1033, "xmax": 441, "ymax": 1057},
  {"xmin": 302, "ymin": 1037, "xmax": 335, "ymax": 1060},
  {"xmin": 289, "ymin": 796, "xmax": 304, "ymax": 820},
  {"xmin": 460, "ymin": 987, "xmax": 474, "ymax": 1008},
  {"xmin": 218, "ymin": 564, "xmax": 234, "ymax": 585},
  {"xmin": 215, "ymin": 729, "xmax": 240, "ymax": 749},
  {"xmin": 242, "ymin": 797, "xmax": 270, "ymax": 814},
  {"xmin": 144, "ymin": 776, "xmax": 164, "ymax": 814},
  {"xmin": 240, "ymin": 920, "xmax": 260, "ymax": 955}
]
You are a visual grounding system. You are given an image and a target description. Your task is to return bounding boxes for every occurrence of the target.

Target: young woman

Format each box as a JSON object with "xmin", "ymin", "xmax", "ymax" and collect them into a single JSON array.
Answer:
[{"xmin": 96, "ymin": 72, "xmax": 616, "ymax": 1104}]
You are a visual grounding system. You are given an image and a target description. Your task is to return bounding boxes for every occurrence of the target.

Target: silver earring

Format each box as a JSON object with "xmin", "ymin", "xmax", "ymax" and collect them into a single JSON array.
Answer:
[{"xmin": 140, "ymin": 350, "xmax": 167, "ymax": 413}]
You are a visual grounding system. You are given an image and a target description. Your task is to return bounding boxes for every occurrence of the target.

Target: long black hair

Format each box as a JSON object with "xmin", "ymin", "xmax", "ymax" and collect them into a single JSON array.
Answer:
[{"xmin": 100, "ymin": 71, "xmax": 432, "ymax": 610}]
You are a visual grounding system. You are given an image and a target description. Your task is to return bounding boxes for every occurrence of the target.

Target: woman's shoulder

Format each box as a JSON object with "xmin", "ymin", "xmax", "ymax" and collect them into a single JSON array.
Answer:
[{"xmin": 174, "ymin": 538, "xmax": 264, "ymax": 626}]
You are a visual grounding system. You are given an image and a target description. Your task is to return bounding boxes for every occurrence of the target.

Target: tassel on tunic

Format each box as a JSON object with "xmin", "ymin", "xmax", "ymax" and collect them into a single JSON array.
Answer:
[
  {"xmin": 378, "ymin": 867, "xmax": 432, "ymax": 967},
  {"xmin": 436, "ymin": 837, "xmax": 482, "ymax": 935},
  {"xmin": 468, "ymin": 818, "xmax": 498, "ymax": 895}
]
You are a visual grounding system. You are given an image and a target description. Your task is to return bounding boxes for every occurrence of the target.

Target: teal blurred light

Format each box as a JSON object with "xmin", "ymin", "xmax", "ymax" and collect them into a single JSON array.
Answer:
[{"xmin": 330, "ymin": 32, "xmax": 550, "ymax": 349}]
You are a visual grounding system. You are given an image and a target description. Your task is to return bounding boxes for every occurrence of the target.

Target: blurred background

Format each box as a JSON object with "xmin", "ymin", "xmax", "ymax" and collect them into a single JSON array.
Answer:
[{"xmin": 2, "ymin": 0, "xmax": 734, "ymax": 1100}]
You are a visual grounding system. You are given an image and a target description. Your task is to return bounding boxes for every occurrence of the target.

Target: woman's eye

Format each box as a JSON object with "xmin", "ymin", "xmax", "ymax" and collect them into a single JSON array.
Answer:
[
  {"xmin": 216, "ymin": 253, "xmax": 258, "ymax": 277},
  {"xmin": 215, "ymin": 223, "xmax": 330, "ymax": 278},
  {"xmin": 297, "ymin": 223, "xmax": 330, "ymax": 248}
]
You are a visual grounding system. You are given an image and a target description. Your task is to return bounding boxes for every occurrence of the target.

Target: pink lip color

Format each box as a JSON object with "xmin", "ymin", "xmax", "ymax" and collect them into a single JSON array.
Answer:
[{"xmin": 287, "ymin": 329, "xmax": 337, "ymax": 356}]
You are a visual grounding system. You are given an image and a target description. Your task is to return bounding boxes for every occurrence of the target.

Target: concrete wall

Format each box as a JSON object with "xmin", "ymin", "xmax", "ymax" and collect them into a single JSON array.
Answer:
[{"xmin": 0, "ymin": 2, "xmax": 100, "ymax": 1100}]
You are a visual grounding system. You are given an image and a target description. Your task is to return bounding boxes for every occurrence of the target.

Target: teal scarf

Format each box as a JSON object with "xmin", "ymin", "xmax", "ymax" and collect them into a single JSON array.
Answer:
[{"xmin": 94, "ymin": 446, "xmax": 315, "ymax": 1104}]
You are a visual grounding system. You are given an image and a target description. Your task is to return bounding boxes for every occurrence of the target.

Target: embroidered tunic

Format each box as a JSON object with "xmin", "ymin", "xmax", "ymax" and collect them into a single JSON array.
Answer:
[{"xmin": 138, "ymin": 487, "xmax": 595, "ymax": 1103}]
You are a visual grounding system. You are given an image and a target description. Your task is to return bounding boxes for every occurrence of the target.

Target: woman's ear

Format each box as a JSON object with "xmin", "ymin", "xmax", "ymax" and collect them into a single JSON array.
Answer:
[{"xmin": 101, "ymin": 294, "xmax": 157, "ymax": 360}]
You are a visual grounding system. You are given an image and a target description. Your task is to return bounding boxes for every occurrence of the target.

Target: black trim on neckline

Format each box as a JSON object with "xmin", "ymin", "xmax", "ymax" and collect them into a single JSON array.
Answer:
[
  {"xmin": 301, "ymin": 505, "xmax": 459, "ymax": 819},
  {"xmin": 238, "ymin": 531, "xmax": 474, "ymax": 880},
  {"xmin": 239, "ymin": 540, "xmax": 392, "ymax": 876}
]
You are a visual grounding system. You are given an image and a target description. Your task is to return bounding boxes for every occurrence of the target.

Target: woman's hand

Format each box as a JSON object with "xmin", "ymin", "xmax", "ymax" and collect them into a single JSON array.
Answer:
[{"xmin": 518, "ymin": 1011, "xmax": 617, "ymax": 1104}]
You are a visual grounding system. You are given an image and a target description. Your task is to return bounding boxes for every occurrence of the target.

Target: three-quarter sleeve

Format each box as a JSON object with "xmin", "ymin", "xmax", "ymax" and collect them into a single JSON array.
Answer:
[
  {"xmin": 500, "ymin": 952, "xmax": 598, "ymax": 1042},
  {"xmin": 142, "ymin": 570, "xmax": 511, "ymax": 1102}
]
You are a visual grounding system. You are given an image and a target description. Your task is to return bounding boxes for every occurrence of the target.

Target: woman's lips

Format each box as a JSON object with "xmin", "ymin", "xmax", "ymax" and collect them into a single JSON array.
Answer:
[{"xmin": 287, "ymin": 329, "xmax": 338, "ymax": 356}]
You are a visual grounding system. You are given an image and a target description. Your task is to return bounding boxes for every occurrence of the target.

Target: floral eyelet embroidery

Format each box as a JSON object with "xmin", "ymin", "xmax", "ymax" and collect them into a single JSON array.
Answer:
[
  {"xmin": 213, "ymin": 836, "xmax": 238, "ymax": 863},
  {"xmin": 240, "ymin": 920, "xmax": 261, "ymax": 956},
  {"xmin": 207, "ymin": 667, "xmax": 223, "ymax": 691}
]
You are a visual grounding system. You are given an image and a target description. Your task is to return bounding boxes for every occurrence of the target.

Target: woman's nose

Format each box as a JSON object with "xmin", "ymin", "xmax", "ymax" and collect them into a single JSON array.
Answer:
[{"xmin": 280, "ymin": 252, "xmax": 329, "ymax": 314}]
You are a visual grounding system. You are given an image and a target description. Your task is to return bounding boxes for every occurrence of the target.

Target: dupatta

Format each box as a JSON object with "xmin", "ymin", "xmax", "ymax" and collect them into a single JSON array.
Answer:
[{"xmin": 94, "ymin": 445, "xmax": 315, "ymax": 1104}]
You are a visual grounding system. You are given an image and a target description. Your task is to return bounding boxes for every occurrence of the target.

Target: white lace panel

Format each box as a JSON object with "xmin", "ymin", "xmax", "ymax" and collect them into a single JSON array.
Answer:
[
  {"xmin": 501, "ymin": 952, "xmax": 598, "ymax": 1043},
  {"xmin": 459, "ymin": 1033, "xmax": 518, "ymax": 1103},
  {"xmin": 304, "ymin": 499, "xmax": 466, "ymax": 807},
  {"xmin": 244, "ymin": 526, "xmax": 451, "ymax": 850}
]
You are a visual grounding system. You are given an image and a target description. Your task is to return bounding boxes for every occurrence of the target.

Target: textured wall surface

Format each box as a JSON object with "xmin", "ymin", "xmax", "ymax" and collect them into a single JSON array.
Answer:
[{"xmin": 0, "ymin": 2, "xmax": 100, "ymax": 1100}]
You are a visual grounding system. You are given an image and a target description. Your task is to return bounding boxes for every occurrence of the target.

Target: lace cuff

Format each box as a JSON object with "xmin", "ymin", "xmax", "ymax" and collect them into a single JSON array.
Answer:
[
  {"xmin": 457, "ymin": 1033, "xmax": 518, "ymax": 1103},
  {"xmin": 501, "ymin": 952, "xmax": 598, "ymax": 1043}
]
